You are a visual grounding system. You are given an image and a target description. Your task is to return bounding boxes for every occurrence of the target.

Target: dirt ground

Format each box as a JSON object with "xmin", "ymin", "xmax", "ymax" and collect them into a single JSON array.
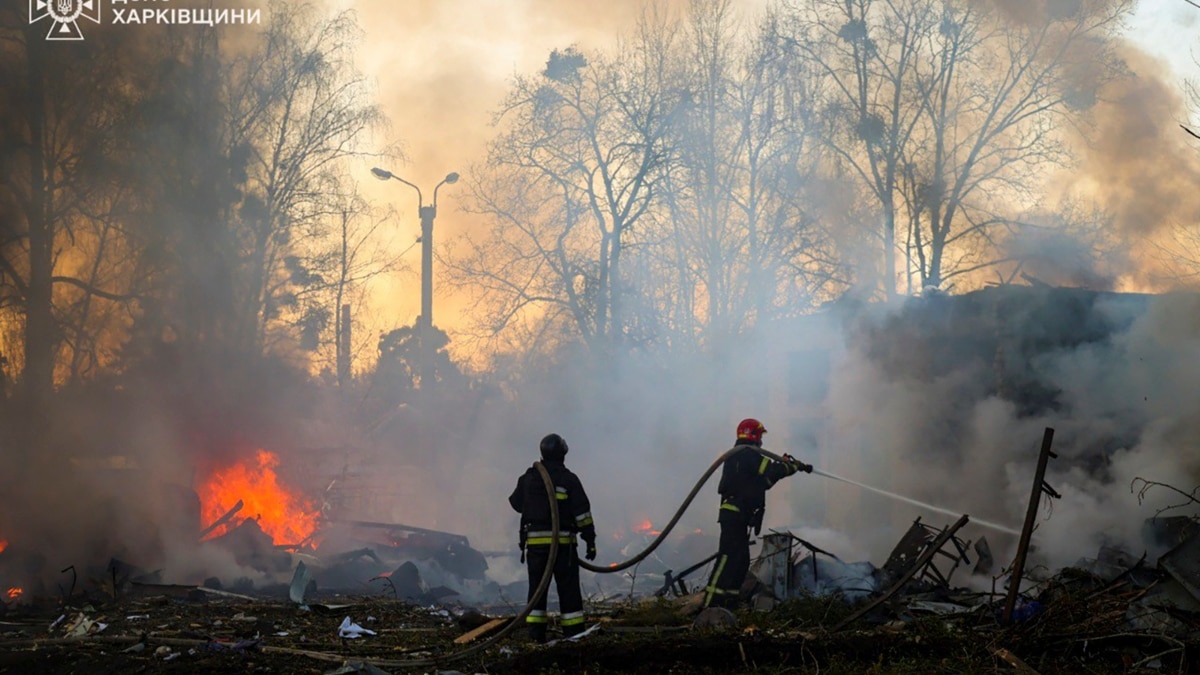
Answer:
[{"xmin": 0, "ymin": 575, "xmax": 1195, "ymax": 674}]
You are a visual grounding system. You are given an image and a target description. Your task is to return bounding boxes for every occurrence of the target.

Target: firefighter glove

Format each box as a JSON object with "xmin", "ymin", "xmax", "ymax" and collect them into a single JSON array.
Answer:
[
  {"xmin": 585, "ymin": 543, "xmax": 597, "ymax": 561},
  {"xmin": 783, "ymin": 454, "xmax": 813, "ymax": 474}
]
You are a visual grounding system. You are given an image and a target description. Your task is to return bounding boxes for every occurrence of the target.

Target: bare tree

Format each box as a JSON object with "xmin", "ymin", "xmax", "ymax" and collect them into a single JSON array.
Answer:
[
  {"xmin": 659, "ymin": 0, "xmax": 839, "ymax": 349},
  {"xmin": 449, "ymin": 35, "xmax": 684, "ymax": 356},
  {"xmin": 903, "ymin": 0, "xmax": 1130, "ymax": 291},
  {"xmin": 293, "ymin": 194, "xmax": 402, "ymax": 382},
  {"xmin": 0, "ymin": 9, "xmax": 156, "ymax": 405},
  {"xmin": 223, "ymin": 2, "xmax": 384, "ymax": 358},
  {"xmin": 779, "ymin": 0, "xmax": 935, "ymax": 300}
]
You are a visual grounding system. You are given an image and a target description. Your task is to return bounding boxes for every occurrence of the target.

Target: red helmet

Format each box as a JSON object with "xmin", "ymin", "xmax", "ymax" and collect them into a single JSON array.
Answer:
[{"xmin": 736, "ymin": 418, "xmax": 766, "ymax": 443}]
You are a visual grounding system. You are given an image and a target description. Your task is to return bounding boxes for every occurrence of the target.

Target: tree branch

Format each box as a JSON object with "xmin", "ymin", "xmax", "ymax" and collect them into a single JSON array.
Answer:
[
  {"xmin": 51, "ymin": 276, "xmax": 138, "ymax": 302},
  {"xmin": 1131, "ymin": 476, "xmax": 1200, "ymax": 520}
]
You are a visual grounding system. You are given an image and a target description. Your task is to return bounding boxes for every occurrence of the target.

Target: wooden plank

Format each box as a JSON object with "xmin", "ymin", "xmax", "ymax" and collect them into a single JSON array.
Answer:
[
  {"xmin": 199, "ymin": 500, "xmax": 244, "ymax": 540},
  {"xmin": 994, "ymin": 647, "xmax": 1041, "ymax": 674},
  {"xmin": 453, "ymin": 617, "xmax": 508, "ymax": 644}
]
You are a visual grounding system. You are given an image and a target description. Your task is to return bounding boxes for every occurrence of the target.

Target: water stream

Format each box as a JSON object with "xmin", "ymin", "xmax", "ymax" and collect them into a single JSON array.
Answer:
[{"xmin": 812, "ymin": 467, "xmax": 1022, "ymax": 536}]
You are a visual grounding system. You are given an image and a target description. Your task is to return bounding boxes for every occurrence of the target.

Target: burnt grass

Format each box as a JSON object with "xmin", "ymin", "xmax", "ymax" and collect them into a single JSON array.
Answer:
[{"xmin": 0, "ymin": 581, "xmax": 1195, "ymax": 674}]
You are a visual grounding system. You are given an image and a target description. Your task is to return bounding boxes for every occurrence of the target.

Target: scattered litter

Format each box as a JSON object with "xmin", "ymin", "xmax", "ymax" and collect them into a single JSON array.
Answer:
[
  {"xmin": 122, "ymin": 642, "xmax": 145, "ymax": 653},
  {"xmin": 163, "ymin": 652, "xmax": 180, "ymax": 662},
  {"xmin": 309, "ymin": 603, "xmax": 357, "ymax": 614},
  {"xmin": 125, "ymin": 614, "xmax": 150, "ymax": 621},
  {"xmin": 338, "ymin": 616, "xmax": 377, "ymax": 639},
  {"xmin": 203, "ymin": 639, "xmax": 262, "ymax": 652},
  {"xmin": 324, "ymin": 661, "xmax": 394, "ymax": 675},
  {"xmin": 289, "ymin": 561, "xmax": 312, "ymax": 606},
  {"xmin": 274, "ymin": 631, "xmax": 289, "ymax": 637},
  {"xmin": 565, "ymin": 623, "xmax": 601, "ymax": 641},
  {"xmin": 907, "ymin": 601, "xmax": 972, "ymax": 616},
  {"xmin": 62, "ymin": 613, "xmax": 108, "ymax": 637},
  {"xmin": 543, "ymin": 622, "xmax": 603, "ymax": 646},
  {"xmin": 154, "ymin": 646, "xmax": 172, "ymax": 657},
  {"xmin": 49, "ymin": 614, "xmax": 65, "ymax": 630}
]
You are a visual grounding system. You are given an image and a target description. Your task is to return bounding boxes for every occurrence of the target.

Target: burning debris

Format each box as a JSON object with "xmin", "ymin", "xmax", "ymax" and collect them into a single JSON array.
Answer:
[
  {"xmin": 1, "ymin": 415, "xmax": 1196, "ymax": 673},
  {"xmin": 197, "ymin": 449, "xmax": 322, "ymax": 547},
  {"xmin": 1, "ymin": 504, "xmax": 1195, "ymax": 673}
]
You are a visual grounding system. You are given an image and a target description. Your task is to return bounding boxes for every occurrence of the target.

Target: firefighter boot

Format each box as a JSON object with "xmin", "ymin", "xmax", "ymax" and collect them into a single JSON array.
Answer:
[
  {"xmin": 527, "ymin": 623, "xmax": 547, "ymax": 644},
  {"xmin": 562, "ymin": 622, "xmax": 587, "ymax": 639}
]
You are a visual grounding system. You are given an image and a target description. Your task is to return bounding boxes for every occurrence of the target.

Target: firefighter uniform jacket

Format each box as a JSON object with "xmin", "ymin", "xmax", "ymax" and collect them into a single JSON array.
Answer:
[
  {"xmin": 705, "ymin": 443, "xmax": 798, "ymax": 609},
  {"xmin": 509, "ymin": 458, "xmax": 595, "ymax": 640},
  {"xmin": 716, "ymin": 444, "xmax": 798, "ymax": 532},
  {"xmin": 509, "ymin": 459, "xmax": 596, "ymax": 548}
]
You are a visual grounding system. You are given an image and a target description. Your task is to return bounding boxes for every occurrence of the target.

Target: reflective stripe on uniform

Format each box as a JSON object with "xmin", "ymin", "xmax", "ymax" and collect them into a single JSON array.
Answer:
[
  {"xmin": 556, "ymin": 486, "xmax": 568, "ymax": 500},
  {"xmin": 704, "ymin": 555, "xmax": 729, "ymax": 606},
  {"xmin": 526, "ymin": 530, "xmax": 578, "ymax": 539},
  {"xmin": 525, "ymin": 531, "xmax": 577, "ymax": 545},
  {"xmin": 561, "ymin": 611, "xmax": 586, "ymax": 626},
  {"xmin": 575, "ymin": 511, "xmax": 593, "ymax": 526},
  {"xmin": 720, "ymin": 502, "xmax": 740, "ymax": 512},
  {"xmin": 526, "ymin": 536, "xmax": 576, "ymax": 545},
  {"xmin": 758, "ymin": 457, "xmax": 770, "ymax": 475},
  {"xmin": 526, "ymin": 609, "xmax": 548, "ymax": 624}
]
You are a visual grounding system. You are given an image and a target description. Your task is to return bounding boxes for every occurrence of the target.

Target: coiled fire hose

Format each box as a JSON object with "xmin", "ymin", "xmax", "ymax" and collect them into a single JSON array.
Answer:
[{"xmin": 337, "ymin": 446, "xmax": 798, "ymax": 669}]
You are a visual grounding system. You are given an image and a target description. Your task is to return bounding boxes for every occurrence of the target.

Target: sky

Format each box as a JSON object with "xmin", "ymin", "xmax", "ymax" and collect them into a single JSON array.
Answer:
[
  {"xmin": 1127, "ymin": 0, "xmax": 1200, "ymax": 82},
  {"xmin": 333, "ymin": 0, "xmax": 1200, "ymax": 357}
]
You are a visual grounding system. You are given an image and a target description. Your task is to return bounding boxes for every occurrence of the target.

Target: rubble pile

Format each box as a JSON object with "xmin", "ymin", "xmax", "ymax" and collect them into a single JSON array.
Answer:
[{"xmin": 1, "ymin": 511, "xmax": 1195, "ymax": 673}]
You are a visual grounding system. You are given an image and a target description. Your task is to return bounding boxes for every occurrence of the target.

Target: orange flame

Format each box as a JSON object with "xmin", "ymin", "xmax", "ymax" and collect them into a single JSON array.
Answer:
[
  {"xmin": 197, "ymin": 449, "xmax": 320, "ymax": 545},
  {"xmin": 5, "ymin": 587, "xmax": 21, "ymax": 601},
  {"xmin": 633, "ymin": 519, "xmax": 661, "ymax": 536},
  {"xmin": 0, "ymin": 538, "xmax": 7, "ymax": 554}
]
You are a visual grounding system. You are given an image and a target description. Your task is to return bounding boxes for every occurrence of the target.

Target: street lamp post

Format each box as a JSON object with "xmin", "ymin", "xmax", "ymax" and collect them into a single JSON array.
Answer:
[{"xmin": 371, "ymin": 167, "xmax": 459, "ymax": 389}]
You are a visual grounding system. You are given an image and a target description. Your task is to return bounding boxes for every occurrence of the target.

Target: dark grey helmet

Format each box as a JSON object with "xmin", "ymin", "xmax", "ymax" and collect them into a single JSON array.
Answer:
[{"xmin": 540, "ymin": 433, "xmax": 568, "ymax": 460}]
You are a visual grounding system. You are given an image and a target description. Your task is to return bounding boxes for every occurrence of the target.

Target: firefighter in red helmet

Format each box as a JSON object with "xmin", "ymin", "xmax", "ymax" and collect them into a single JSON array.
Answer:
[{"xmin": 703, "ymin": 418, "xmax": 812, "ymax": 611}]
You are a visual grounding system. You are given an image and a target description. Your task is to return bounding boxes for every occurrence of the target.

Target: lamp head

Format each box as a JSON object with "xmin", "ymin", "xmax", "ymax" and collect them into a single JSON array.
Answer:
[
  {"xmin": 444, "ymin": 172, "xmax": 460, "ymax": 185},
  {"xmin": 371, "ymin": 167, "xmax": 393, "ymax": 180}
]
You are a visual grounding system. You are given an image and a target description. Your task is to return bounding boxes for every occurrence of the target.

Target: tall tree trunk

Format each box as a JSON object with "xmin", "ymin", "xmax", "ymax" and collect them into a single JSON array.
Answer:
[
  {"xmin": 883, "ymin": 200, "xmax": 897, "ymax": 300},
  {"xmin": 22, "ymin": 27, "xmax": 55, "ymax": 408}
]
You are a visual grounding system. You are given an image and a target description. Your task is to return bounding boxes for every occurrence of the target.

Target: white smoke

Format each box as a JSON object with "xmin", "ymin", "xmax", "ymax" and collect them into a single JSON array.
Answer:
[{"xmin": 811, "ymin": 290, "xmax": 1199, "ymax": 572}]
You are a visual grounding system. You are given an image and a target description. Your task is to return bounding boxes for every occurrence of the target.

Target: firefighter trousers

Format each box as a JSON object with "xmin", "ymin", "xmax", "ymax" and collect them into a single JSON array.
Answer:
[
  {"xmin": 525, "ymin": 542, "xmax": 586, "ymax": 641},
  {"xmin": 704, "ymin": 511, "xmax": 752, "ymax": 610}
]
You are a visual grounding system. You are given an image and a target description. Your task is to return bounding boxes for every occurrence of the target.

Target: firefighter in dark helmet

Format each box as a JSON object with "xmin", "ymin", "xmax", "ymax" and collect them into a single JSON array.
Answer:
[
  {"xmin": 703, "ymin": 418, "xmax": 812, "ymax": 610},
  {"xmin": 509, "ymin": 433, "xmax": 597, "ymax": 642}
]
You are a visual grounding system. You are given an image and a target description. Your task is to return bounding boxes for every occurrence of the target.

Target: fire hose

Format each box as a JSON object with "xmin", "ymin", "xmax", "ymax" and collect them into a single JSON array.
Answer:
[
  {"xmin": 307, "ymin": 446, "xmax": 801, "ymax": 669},
  {"xmin": 575, "ymin": 446, "xmax": 795, "ymax": 573}
]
